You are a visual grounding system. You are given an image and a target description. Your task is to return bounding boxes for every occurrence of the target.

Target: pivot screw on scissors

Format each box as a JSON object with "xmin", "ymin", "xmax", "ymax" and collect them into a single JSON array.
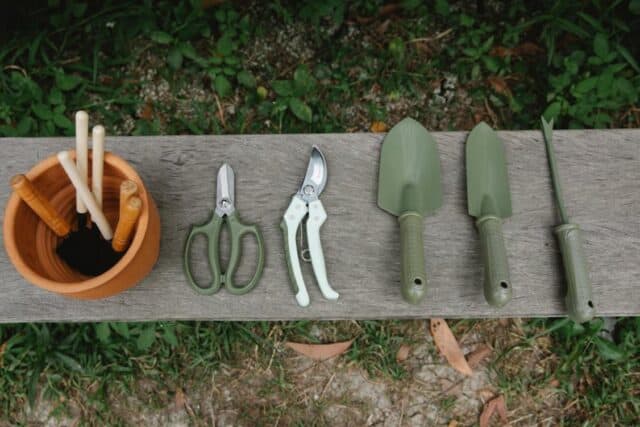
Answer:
[{"xmin": 183, "ymin": 163, "xmax": 265, "ymax": 295}]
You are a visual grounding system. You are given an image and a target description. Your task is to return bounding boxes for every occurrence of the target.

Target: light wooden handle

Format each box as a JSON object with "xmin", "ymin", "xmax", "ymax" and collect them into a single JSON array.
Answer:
[
  {"xmin": 75, "ymin": 111, "xmax": 89, "ymax": 213},
  {"xmin": 119, "ymin": 180, "xmax": 138, "ymax": 220},
  {"xmin": 112, "ymin": 196, "xmax": 142, "ymax": 252},
  {"xmin": 10, "ymin": 174, "xmax": 71, "ymax": 237},
  {"xmin": 57, "ymin": 151, "xmax": 113, "ymax": 240},
  {"xmin": 91, "ymin": 125, "xmax": 105, "ymax": 208}
]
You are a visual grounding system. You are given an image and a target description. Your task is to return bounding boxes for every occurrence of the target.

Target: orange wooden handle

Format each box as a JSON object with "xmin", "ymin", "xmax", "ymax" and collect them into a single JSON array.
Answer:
[
  {"xmin": 112, "ymin": 196, "xmax": 142, "ymax": 252},
  {"xmin": 119, "ymin": 180, "xmax": 138, "ymax": 220},
  {"xmin": 10, "ymin": 174, "xmax": 71, "ymax": 237}
]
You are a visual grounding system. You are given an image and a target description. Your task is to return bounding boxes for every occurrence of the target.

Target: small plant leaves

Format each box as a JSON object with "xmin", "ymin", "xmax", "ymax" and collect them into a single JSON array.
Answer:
[
  {"xmin": 289, "ymin": 97, "xmax": 312, "ymax": 123},
  {"xmin": 95, "ymin": 322, "xmax": 111, "ymax": 343},
  {"xmin": 53, "ymin": 113, "xmax": 73, "ymax": 130},
  {"xmin": 32, "ymin": 104, "xmax": 52, "ymax": 120},
  {"xmin": 136, "ymin": 326, "xmax": 156, "ymax": 351},
  {"xmin": 272, "ymin": 80, "xmax": 293, "ymax": 97},
  {"xmin": 167, "ymin": 47, "xmax": 183, "ymax": 70},
  {"xmin": 214, "ymin": 74, "xmax": 232, "ymax": 97},
  {"xmin": 593, "ymin": 34, "xmax": 609, "ymax": 59},
  {"xmin": 285, "ymin": 340, "xmax": 354, "ymax": 361},
  {"xmin": 293, "ymin": 66, "xmax": 316, "ymax": 95},
  {"xmin": 594, "ymin": 336, "xmax": 625, "ymax": 361},
  {"xmin": 216, "ymin": 35, "xmax": 233, "ymax": 56},
  {"xmin": 150, "ymin": 31, "xmax": 173, "ymax": 44},
  {"xmin": 237, "ymin": 70, "xmax": 256, "ymax": 88},
  {"xmin": 55, "ymin": 352, "xmax": 83, "ymax": 372},
  {"xmin": 55, "ymin": 72, "xmax": 82, "ymax": 91},
  {"xmin": 111, "ymin": 322, "xmax": 130, "ymax": 338}
]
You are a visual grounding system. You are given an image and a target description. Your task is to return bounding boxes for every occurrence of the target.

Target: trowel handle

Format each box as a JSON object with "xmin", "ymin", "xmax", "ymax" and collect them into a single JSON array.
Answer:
[
  {"xmin": 555, "ymin": 223, "xmax": 595, "ymax": 323},
  {"xmin": 477, "ymin": 215, "xmax": 512, "ymax": 307},
  {"xmin": 398, "ymin": 212, "xmax": 427, "ymax": 304}
]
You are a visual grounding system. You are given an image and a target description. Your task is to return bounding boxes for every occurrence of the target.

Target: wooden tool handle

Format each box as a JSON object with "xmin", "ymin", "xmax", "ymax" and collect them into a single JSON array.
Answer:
[
  {"xmin": 112, "ymin": 196, "xmax": 142, "ymax": 252},
  {"xmin": 119, "ymin": 180, "xmax": 138, "ymax": 220},
  {"xmin": 91, "ymin": 125, "xmax": 105, "ymax": 208},
  {"xmin": 10, "ymin": 174, "xmax": 71, "ymax": 237},
  {"xmin": 57, "ymin": 151, "xmax": 113, "ymax": 240},
  {"xmin": 75, "ymin": 111, "xmax": 89, "ymax": 213}
]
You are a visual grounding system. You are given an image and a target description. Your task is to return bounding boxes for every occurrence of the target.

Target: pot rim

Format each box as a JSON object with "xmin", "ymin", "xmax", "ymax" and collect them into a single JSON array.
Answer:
[{"xmin": 3, "ymin": 151, "xmax": 150, "ymax": 295}]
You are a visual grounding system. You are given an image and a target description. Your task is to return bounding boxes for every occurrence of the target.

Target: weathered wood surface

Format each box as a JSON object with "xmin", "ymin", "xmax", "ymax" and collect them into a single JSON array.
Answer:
[{"xmin": 0, "ymin": 130, "xmax": 638, "ymax": 322}]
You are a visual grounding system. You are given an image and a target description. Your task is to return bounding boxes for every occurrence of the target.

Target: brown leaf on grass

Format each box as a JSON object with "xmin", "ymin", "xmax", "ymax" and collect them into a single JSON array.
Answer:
[
  {"xmin": 285, "ymin": 340, "xmax": 354, "ymax": 361},
  {"xmin": 138, "ymin": 102, "xmax": 154, "ymax": 120},
  {"xmin": 429, "ymin": 318, "xmax": 473, "ymax": 376},
  {"xmin": 396, "ymin": 344, "xmax": 411, "ymax": 362},
  {"xmin": 376, "ymin": 19, "xmax": 391, "ymax": 34},
  {"xmin": 448, "ymin": 421, "xmax": 459, "ymax": 427},
  {"xmin": 490, "ymin": 42, "xmax": 543, "ymax": 57},
  {"xmin": 487, "ymin": 76, "xmax": 512, "ymax": 97},
  {"xmin": 370, "ymin": 121, "xmax": 389, "ymax": 132},
  {"xmin": 174, "ymin": 388, "xmax": 186, "ymax": 410},
  {"xmin": 466, "ymin": 343, "xmax": 492, "ymax": 368},
  {"xmin": 479, "ymin": 395, "xmax": 508, "ymax": 427}
]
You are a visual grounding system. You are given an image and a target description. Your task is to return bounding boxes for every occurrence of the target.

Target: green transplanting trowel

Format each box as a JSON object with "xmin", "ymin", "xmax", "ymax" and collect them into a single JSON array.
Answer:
[
  {"xmin": 466, "ymin": 122, "xmax": 512, "ymax": 307},
  {"xmin": 541, "ymin": 117, "xmax": 595, "ymax": 323},
  {"xmin": 377, "ymin": 117, "xmax": 443, "ymax": 304}
]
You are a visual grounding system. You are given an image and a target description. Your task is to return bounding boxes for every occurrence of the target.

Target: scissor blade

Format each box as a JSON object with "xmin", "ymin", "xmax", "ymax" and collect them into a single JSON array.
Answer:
[
  {"xmin": 216, "ymin": 163, "xmax": 235, "ymax": 212},
  {"xmin": 298, "ymin": 146, "xmax": 328, "ymax": 201}
]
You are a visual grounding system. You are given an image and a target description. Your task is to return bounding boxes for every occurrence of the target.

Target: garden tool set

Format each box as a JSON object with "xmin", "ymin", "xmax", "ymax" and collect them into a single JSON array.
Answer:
[
  {"xmin": 5, "ymin": 108, "xmax": 597, "ymax": 322},
  {"xmin": 183, "ymin": 163, "xmax": 265, "ymax": 295}
]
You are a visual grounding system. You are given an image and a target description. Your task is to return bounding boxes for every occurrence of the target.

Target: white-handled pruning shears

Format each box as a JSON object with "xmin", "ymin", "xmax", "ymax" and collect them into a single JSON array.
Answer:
[{"xmin": 281, "ymin": 146, "xmax": 339, "ymax": 307}]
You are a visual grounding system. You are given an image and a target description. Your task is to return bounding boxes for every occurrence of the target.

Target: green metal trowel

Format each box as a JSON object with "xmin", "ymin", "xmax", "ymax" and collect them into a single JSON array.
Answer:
[
  {"xmin": 541, "ymin": 117, "xmax": 595, "ymax": 323},
  {"xmin": 377, "ymin": 117, "xmax": 443, "ymax": 304},
  {"xmin": 466, "ymin": 122, "xmax": 513, "ymax": 307}
]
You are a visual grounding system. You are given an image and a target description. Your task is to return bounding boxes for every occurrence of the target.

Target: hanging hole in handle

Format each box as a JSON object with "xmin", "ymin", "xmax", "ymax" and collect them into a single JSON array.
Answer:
[
  {"xmin": 414, "ymin": 278, "xmax": 423, "ymax": 286},
  {"xmin": 588, "ymin": 300, "xmax": 594, "ymax": 308},
  {"xmin": 500, "ymin": 281, "xmax": 509, "ymax": 289}
]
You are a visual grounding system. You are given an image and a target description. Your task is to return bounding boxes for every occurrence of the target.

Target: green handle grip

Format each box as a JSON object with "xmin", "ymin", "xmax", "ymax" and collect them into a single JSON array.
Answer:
[
  {"xmin": 224, "ymin": 212, "xmax": 265, "ymax": 295},
  {"xmin": 477, "ymin": 215, "xmax": 512, "ymax": 307},
  {"xmin": 555, "ymin": 223, "xmax": 595, "ymax": 323},
  {"xmin": 183, "ymin": 213, "xmax": 223, "ymax": 295},
  {"xmin": 398, "ymin": 212, "xmax": 427, "ymax": 304}
]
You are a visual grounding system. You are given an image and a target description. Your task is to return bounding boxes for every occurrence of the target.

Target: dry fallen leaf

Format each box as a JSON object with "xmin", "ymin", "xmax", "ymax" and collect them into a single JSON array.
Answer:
[
  {"xmin": 138, "ymin": 102, "xmax": 154, "ymax": 120},
  {"xmin": 448, "ymin": 421, "xmax": 459, "ymax": 427},
  {"xmin": 370, "ymin": 121, "xmax": 388, "ymax": 133},
  {"xmin": 487, "ymin": 76, "xmax": 512, "ymax": 97},
  {"xmin": 466, "ymin": 343, "xmax": 492, "ymax": 368},
  {"xmin": 396, "ymin": 344, "xmax": 411, "ymax": 362},
  {"xmin": 479, "ymin": 395, "xmax": 508, "ymax": 427},
  {"xmin": 429, "ymin": 318, "xmax": 473, "ymax": 376},
  {"xmin": 174, "ymin": 388, "xmax": 186, "ymax": 410},
  {"xmin": 490, "ymin": 42, "xmax": 543, "ymax": 57},
  {"xmin": 285, "ymin": 340, "xmax": 354, "ymax": 361}
]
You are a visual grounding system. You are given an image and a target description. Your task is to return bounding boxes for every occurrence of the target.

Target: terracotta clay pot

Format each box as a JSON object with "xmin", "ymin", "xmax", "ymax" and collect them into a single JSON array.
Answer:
[{"xmin": 3, "ymin": 151, "xmax": 160, "ymax": 299}]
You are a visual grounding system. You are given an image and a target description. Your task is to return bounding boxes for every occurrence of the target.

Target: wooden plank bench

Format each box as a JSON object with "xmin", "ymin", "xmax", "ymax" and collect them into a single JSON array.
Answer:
[{"xmin": 1, "ymin": 130, "xmax": 638, "ymax": 322}]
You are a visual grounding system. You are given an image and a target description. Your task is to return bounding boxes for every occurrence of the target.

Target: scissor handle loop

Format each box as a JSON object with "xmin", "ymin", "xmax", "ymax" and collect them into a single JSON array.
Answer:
[
  {"xmin": 224, "ymin": 212, "xmax": 265, "ymax": 295},
  {"xmin": 183, "ymin": 212, "xmax": 224, "ymax": 294}
]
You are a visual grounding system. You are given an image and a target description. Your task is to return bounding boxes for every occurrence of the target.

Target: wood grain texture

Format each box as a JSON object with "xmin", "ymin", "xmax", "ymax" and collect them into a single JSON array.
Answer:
[{"xmin": 0, "ymin": 130, "xmax": 638, "ymax": 322}]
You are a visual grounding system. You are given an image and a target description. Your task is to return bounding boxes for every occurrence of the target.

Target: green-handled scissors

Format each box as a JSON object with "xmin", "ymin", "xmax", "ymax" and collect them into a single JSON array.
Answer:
[{"xmin": 183, "ymin": 163, "xmax": 265, "ymax": 295}]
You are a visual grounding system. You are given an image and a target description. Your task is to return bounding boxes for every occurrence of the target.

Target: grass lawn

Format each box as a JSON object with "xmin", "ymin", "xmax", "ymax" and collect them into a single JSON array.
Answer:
[{"xmin": 1, "ymin": 1, "xmax": 639, "ymax": 425}]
